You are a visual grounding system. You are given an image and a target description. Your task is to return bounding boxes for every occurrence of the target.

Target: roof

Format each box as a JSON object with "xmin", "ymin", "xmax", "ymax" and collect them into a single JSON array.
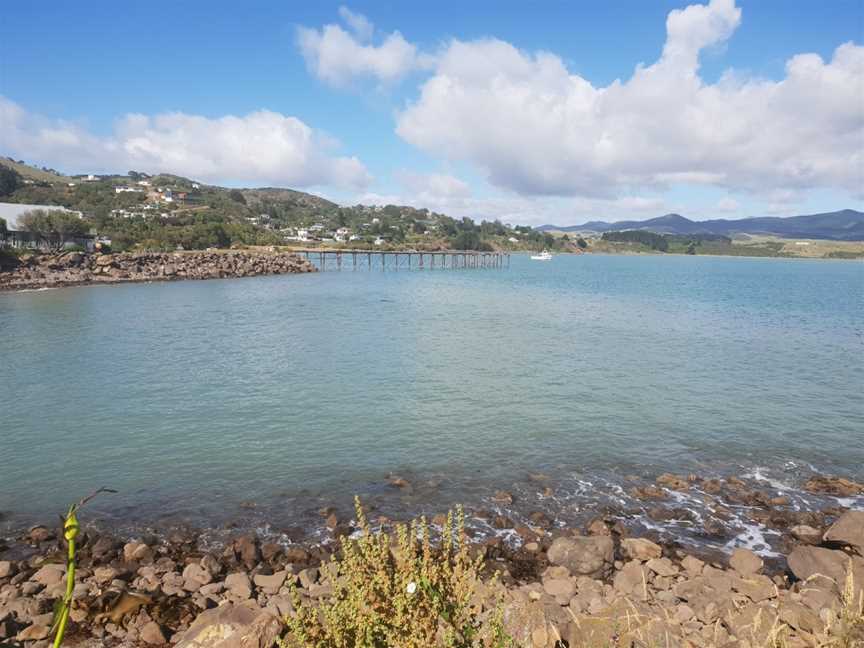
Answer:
[{"xmin": 0, "ymin": 203, "xmax": 73, "ymax": 230}]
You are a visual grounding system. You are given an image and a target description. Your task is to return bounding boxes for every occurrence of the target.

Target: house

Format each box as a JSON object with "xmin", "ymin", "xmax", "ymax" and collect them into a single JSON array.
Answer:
[
  {"xmin": 191, "ymin": 183, "xmax": 200, "ymax": 189},
  {"xmin": 508, "ymin": 237, "xmax": 519, "ymax": 243},
  {"xmin": 84, "ymin": 174, "xmax": 99, "ymax": 182},
  {"xmin": 114, "ymin": 185, "xmax": 143, "ymax": 194},
  {"xmin": 334, "ymin": 227, "xmax": 351, "ymax": 242},
  {"xmin": 0, "ymin": 203, "xmax": 95, "ymax": 251},
  {"xmin": 137, "ymin": 180, "xmax": 151, "ymax": 187},
  {"xmin": 374, "ymin": 236, "xmax": 385, "ymax": 246}
]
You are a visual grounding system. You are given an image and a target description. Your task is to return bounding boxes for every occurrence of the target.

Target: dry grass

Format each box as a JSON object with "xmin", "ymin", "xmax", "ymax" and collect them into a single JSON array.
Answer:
[{"xmin": 277, "ymin": 497, "xmax": 512, "ymax": 648}]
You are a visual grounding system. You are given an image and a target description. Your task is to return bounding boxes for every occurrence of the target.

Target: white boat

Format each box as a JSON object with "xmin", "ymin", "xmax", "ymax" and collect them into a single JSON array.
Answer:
[{"xmin": 530, "ymin": 250, "xmax": 553, "ymax": 261}]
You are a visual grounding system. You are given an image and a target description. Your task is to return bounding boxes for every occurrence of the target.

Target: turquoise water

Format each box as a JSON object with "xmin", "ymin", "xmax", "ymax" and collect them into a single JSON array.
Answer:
[{"xmin": 2, "ymin": 254, "xmax": 863, "ymax": 549}]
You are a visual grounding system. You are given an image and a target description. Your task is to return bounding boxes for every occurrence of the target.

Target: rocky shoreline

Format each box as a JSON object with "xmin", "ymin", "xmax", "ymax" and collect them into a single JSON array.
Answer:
[
  {"xmin": 1, "ymin": 473, "xmax": 862, "ymax": 647},
  {"xmin": 0, "ymin": 250, "xmax": 316, "ymax": 291}
]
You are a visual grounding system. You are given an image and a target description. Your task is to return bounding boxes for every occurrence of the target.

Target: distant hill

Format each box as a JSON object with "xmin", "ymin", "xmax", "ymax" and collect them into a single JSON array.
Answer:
[{"xmin": 539, "ymin": 209, "xmax": 864, "ymax": 241}]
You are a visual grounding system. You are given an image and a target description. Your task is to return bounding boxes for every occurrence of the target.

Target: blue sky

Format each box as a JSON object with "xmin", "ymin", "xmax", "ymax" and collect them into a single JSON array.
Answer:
[{"xmin": 1, "ymin": 0, "xmax": 862, "ymax": 225}]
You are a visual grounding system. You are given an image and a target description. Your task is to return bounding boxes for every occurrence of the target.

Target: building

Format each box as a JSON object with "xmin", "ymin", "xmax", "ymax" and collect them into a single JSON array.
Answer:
[
  {"xmin": 115, "ymin": 185, "xmax": 144, "ymax": 194},
  {"xmin": 0, "ymin": 202, "xmax": 95, "ymax": 251}
]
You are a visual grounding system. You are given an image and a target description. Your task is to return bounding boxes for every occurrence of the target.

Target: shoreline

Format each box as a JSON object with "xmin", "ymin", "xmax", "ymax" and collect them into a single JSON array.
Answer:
[
  {"xmin": 1, "ymin": 472, "xmax": 862, "ymax": 646},
  {"xmin": 0, "ymin": 250, "xmax": 316, "ymax": 292}
]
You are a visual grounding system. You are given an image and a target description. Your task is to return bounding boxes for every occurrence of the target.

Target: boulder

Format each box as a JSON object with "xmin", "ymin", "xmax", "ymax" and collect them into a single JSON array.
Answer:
[
  {"xmin": 225, "ymin": 572, "xmax": 253, "ymax": 600},
  {"xmin": 823, "ymin": 510, "xmax": 864, "ymax": 554},
  {"xmin": 140, "ymin": 620, "xmax": 167, "ymax": 645},
  {"xmin": 790, "ymin": 525, "xmax": 823, "ymax": 545},
  {"xmin": 547, "ymin": 536, "xmax": 613, "ymax": 579},
  {"xmin": 729, "ymin": 548, "xmax": 763, "ymax": 576},
  {"xmin": 656, "ymin": 473, "xmax": 689, "ymax": 491},
  {"xmin": 0, "ymin": 561, "xmax": 17, "ymax": 578},
  {"xmin": 124, "ymin": 541, "xmax": 154, "ymax": 563},
  {"xmin": 803, "ymin": 476, "xmax": 864, "ymax": 497},
  {"xmin": 30, "ymin": 564, "xmax": 65, "ymax": 586},
  {"xmin": 173, "ymin": 602, "xmax": 281, "ymax": 648},
  {"xmin": 620, "ymin": 538, "xmax": 662, "ymax": 561},
  {"xmin": 787, "ymin": 545, "xmax": 864, "ymax": 598}
]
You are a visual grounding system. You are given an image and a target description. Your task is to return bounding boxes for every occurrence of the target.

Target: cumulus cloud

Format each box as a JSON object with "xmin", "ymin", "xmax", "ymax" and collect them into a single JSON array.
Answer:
[
  {"xmin": 395, "ymin": 0, "xmax": 864, "ymax": 200},
  {"xmin": 352, "ymin": 171, "xmax": 672, "ymax": 225},
  {"xmin": 297, "ymin": 8, "xmax": 429, "ymax": 87},
  {"xmin": 716, "ymin": 197, "xmax": 739, "ymax": 212},
  {"xmin": 0, "ymin": 96, "xmax": 371, "ymax": 189}
]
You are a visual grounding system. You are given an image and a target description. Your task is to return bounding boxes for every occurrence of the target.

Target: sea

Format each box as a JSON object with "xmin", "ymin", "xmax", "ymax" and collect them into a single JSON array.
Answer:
[{"xmin": 2, "ymin": 253, "xmax": 862, "ymax": 555}]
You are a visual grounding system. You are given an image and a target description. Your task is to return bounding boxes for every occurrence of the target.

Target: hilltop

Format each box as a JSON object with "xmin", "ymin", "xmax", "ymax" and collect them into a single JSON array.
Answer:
[
  {"xmin": 539, "ymin": 210, "xmax": 864, "ymax": 241},
  {"xmin": 0, "ymin": 159, "xmax": 563, "ymax": 253}
]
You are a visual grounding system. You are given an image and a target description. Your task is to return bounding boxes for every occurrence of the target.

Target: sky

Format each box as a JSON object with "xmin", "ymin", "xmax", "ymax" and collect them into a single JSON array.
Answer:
[{"xmin": 1, "ymin": 1, "xmax": 862, "ymax": 226}]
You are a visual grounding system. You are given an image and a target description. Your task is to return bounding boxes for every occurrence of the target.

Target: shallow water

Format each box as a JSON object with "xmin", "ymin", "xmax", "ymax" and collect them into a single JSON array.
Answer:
[{"xmin": 2, "ymin": 254, "xmax": 862, "ymax": 551}]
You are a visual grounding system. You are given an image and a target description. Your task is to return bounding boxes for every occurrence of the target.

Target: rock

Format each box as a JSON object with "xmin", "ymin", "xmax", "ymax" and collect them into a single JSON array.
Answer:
[
  {"xmin": 225, "ymin": 572, "xmax": 253, "ymax": 600},
  {"xmin": 731, "ymin": 574, "xmax": 776, "ymax": 602},
  {"xmin": 645, "ymin": 557, "xmax": 678, "ymax": 577},
  {"xmin": 823, "ymin": 510, "xmax": 864, "ymax": 554},
  {"xmin": 298, "ymin": 567, "xmax": 319, "ymax": 589},
  {"xmin": 804, "ymin": 475, "xmax": 864, "ymax": 497},
  {"xmin": 630, "ymin": 485, "xmax": 666, "ymax": 500},
  {"xmin": 30, "ymin": 564, "xmax": 65, "ymax": 586},
  {"xmin": 656, "ymin": 473, "xmax": 689, "ymax": 491},
  {"xmin": 140, "ymin": 620, "xmax": 167, "ymax": 645},
  {"xmin": 260, "ymin": 543, "xmax": 282, "ymax": 563},
  {"xmin": 28, "ymin": 526, "xmax": 54, "ymax": 543},
  {"xmin": 791, "ymin": 525, "xmax": 823, "ymax": 545},
  {"xmin": 173, "ymin": 601, "xmax": 281, "ymax": 648},
  {"xmin": 233, "ymin": 535, "xmax": 260, "ymax": 568},
  {"xmin": 613, "ymin": 561, "xmax": 649, "ymax": 599},
  {"xmin": 541, "ymin": 576, "xmax": 575, "ymax": 601},
  {"xmin": 492, "ymin": 490, "xmax": 514, "ymax": 504},
  {"xmin": 778, "ymin": 601, "xmax": 822, "ymax": 635},
  {"xmin": 787, "ymin": 545, "xmax": 864, "ymax": 593},
  {"xmin": 547, "ymin": 536, "xmax": 613, "ymax": 579},
  {"xmin": 729, "ymin": 548, "xmax": 763, "ymax": 576},
  {"xmin": 183, "ymin": 563, "xmax": 214, "ymax": 588},
  {"xmin": 681, "ymin": 555, "xmax": 705, "ymax": 577},
  {"xmin": 124, "ymin": 541, "xmax": 154, "ymax": 563},
  {"xmin": 16, "ymin": 623, "xmax": 51, "ymax": 641},
  {"xmin": 0, "ymin": 561, "xmax": 17, "ymax": 578},
  {"xmin": 621, "ymin": 538, "xmax": 662, "ymax": 561},
  {"xmin": 253, "ymin": 571, "xmax": 286, "ymax": 593}
]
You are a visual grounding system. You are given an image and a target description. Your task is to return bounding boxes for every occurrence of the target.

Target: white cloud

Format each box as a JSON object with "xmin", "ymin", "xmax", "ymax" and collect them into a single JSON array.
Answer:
[
  {"xmin": 716, "ymin": 197, "xmax": 739, "ymax": 212},
  {"xmin": 351, "ymin": 171, "xmax": 673, "ymax": 226},
  {"xmin": 396, "ymin": 0, "xmax": 864, "ymax": 200},
  {"xmin": 297, "ymin": 8, "xmax": 429, "ymax": 87},
  {"xmin": 337, "ymin": 6, "xmax": 374, "ymax": 42},
  {"xmin": 0, "ymin": 97, "xmax": 371, "ymax": 189}
]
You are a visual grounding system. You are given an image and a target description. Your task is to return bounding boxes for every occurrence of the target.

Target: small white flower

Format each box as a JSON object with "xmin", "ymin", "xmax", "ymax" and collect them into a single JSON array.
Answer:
[{"xmin": 406, "ymin": 581, "xmax": 417, "ymax": 595}]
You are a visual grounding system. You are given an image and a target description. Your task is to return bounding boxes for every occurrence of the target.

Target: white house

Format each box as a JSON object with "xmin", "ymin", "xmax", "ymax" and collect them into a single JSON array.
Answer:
[
  {"xmin": 115, "ymin": 185, "xmax": 144, "ymax": 194},
  {"xmin": 137, "ymin": 180, "xmax": 151, "ymax": 187},
  {"xmin": 374, "ymin": 236, "xmax": 385, "ymax": 246},
  {"xmin": 508, "ymin": 237, "xmax": 519, "ymax": 243}
]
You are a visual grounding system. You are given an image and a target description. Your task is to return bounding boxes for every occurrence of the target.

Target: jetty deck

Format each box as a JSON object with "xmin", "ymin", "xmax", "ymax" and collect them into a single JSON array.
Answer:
[{"xmin": 295, "ymin": 249, "xmax": 510, "ymax": 271}]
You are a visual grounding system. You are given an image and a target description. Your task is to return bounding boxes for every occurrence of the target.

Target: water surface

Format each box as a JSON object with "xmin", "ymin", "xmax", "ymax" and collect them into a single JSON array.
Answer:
[{"xmin": 2, "ymin": 254, "xmax": 862, "ymax": 551}]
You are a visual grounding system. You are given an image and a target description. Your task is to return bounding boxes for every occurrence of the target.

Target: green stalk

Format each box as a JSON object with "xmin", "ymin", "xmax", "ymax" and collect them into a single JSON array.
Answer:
[{"xmin": 52, "ymin": 508, "xmax": 77, "ymax": 648}]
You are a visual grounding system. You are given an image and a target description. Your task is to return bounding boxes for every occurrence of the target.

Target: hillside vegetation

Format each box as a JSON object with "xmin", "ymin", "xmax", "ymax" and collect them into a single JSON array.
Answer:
[{"xmin": 0, "ymin": 159, "xmax": 567, "ymax": 253}]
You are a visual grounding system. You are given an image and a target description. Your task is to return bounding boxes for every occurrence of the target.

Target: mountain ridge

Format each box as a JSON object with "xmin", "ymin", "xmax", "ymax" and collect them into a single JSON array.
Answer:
[{"xmin": 538, "ymin": 209, "xmax": 864, "ymax": 241}]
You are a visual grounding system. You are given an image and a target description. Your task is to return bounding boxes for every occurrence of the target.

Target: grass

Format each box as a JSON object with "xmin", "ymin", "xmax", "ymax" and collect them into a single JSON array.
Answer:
[{"xmin": 278, "ymin": 497, "xmax": 512, "ymax": 648}]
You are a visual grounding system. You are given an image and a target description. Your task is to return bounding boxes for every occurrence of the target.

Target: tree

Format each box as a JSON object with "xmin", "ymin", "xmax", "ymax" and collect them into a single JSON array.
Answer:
[
  {"xmin": 577, "ymin": 237, "xmax": 588, "ymax": 249},
  {"xmin": 0, "ymin": 217, "xmax": 7, "ymax": 234},
  {"xmin": 0, "ymin": 165, "xmax": 21, "ymax": 197},
  {"xmin": 228, "ymin": 189, "xmax": 246, "ymax": 205},
  {"xmin": 19, "ymin": 209, "xmax": 88, "ymax": 252}
]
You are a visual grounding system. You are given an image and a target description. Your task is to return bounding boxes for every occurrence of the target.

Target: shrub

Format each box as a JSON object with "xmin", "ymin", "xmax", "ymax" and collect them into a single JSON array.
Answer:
[{"xmin": 279, "ymin": 498, "xmax": 511, "ymax": 648}]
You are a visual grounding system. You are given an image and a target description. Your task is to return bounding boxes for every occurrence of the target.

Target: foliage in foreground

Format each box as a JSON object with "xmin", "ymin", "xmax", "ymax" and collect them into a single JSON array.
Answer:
[
  {"xmin": 51, "ymin": 488, "xmax": 115, "ymax": 648},
  {"xmin": 278, "ymin": 497, "xmax": 511, "ymax": 648}
]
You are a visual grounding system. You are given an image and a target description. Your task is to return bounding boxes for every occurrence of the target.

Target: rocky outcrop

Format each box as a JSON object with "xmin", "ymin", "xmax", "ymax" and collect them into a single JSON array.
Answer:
[{"xmin": 0, "ymin": 250, "xmax": 316, "ymax": 290}]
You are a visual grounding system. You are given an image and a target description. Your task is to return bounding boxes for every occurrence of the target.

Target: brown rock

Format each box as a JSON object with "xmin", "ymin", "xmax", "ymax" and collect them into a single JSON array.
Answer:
[
  {"xmin": 30, "ymin": 564, "xmax": 65, "ymax": 586},
  {"xmin": 225, "ymin": 572, "xmax": 253, "ymax": 600},
  {"xmin": 140, "ymin": 620, "xmax": 167, "ymax": 645},
  {"xmin": 173, "ymin": 601, "xmax": 280, "ymax": 648},
  {"xmin": 729, "ymin": 548, "xmax": 763, "ymax": 576},
  {"xmin": 547, "ymin": 536, "xmax": 613, "ymax": 579},
  {"xmin": 656, "ymin": 473, "xmax": 689, "ymax": 491},
  {"xmin": 790, "ymin": 524, "xmax": 823, "ymax": 545},
  {"xmin": 28, "ymin": 526, "xmax": 54, "ymax": 543},
  {"xmin": 16, "ymin": 623, "xmax": 51, "ymax": 641},
  {"xmin": 804, "ymin": 475, "xmax": 864, "ymax": 497},
  {"xmin": 823, "ymin": 510, "xmax": 864, "ymax": 554},
  {"xmin": 621, "ymin": 538, "xmax": 662, "ymax": 561},
  {"xmin": 646, "ymin": 557, "xmax": 678, "ymax": 577}
]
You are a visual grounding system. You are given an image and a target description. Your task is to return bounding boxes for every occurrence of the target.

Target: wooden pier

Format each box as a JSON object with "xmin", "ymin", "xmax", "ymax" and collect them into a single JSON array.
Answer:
[{"xmin": 296, "ymin": 249, "xmax": 510, "ymax": 271}]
